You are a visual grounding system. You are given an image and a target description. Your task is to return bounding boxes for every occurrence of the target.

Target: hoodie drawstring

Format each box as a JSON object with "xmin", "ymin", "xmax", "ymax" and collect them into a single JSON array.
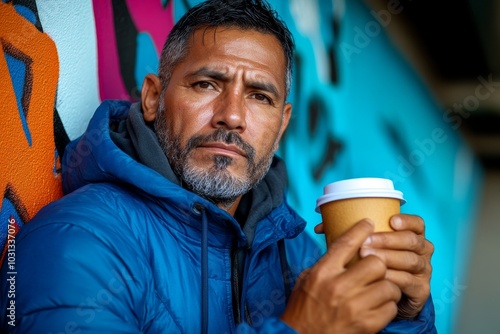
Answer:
[{"xmin": 201, "ymin": 208, "xmax": 209, "ymax": 334}]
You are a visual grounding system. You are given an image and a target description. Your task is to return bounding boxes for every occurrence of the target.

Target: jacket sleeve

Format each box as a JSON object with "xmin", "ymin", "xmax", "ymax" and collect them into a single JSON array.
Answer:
[
  {"xmin": 0, "ymin": 214, "xmax": 149, "ymax": 333},
  {"xmin": 233, "ymin": 296, "xmax": 436, "ymax": 334},
  {"xmin": 236, "ymin": 317, "xmax": 298, "ymax": 333},
  {"xmin": 381, "ymin": 295, "xmax": 437, "ymax": 333}
]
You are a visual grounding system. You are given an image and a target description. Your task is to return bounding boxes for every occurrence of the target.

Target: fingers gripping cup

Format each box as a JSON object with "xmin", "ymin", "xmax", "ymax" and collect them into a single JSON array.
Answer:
[{"xmin": 316, "ymin": 178, "xmax": 405, "ymax": 264}]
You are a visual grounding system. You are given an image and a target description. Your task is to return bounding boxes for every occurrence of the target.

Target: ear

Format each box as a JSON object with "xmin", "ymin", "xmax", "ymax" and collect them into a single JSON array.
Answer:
[
  {"xmin": 274, "ymin": 102, "xmax": 292, "ymax": 151},
  {"xmin": 282, "ymin": 102, "xmax": 292, "ymax": 131},
  {"xmin": 141, "ymin": 74, "xmax": 162, "ymax": 122}
]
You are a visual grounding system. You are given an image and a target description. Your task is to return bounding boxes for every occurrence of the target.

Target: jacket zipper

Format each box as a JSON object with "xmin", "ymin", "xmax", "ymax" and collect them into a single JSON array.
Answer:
[
  {"xmin": 231, "ymin": 245, "xmax": 254, "ymax": 326},
  {"xmin": 231, "ymin": 238, "xmax": 290, "ymax": 327},
  {"xmin": 231, "ymin": 248, "xmax": 242, "ymax": 324}
]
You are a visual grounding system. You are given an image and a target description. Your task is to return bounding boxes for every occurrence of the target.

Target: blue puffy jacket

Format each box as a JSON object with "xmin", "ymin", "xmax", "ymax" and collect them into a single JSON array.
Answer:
[{"xmin": 0, "ymin": 101, "xmax": 436, "ymax": 333}]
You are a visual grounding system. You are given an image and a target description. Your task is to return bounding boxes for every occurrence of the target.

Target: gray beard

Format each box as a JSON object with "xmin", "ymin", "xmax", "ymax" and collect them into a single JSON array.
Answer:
[
  {"xmin": 181, "ymin": 153, "xmax": 253, "ymax": 208},
  {"xmin": 155, "ymin": 103, "xmax": 276, "ymax": 208}
]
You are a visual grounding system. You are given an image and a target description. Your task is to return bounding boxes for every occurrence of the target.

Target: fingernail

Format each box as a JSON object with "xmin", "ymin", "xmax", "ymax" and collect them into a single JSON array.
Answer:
[
  {"xmin": 363, "ymin": 236, "xmax": 372, "ymax": 246},
  {"xmin": 391, "ymin": 216, "xmax": 402, "ymax": 229},
  {"xmin": 360, "ymin": 248, "xmax": 374, "ymax": 257},
  {"xmin": 364, "ymin": 218, "xmax": 374, "ymax": 227}
]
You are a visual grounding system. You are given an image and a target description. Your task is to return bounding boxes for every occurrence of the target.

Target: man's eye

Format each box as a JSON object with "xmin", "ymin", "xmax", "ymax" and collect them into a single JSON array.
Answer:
[
  {"xmin": 254, "ymin": 93, "xmax": 272, "ymax": 104},
  {"xmin": 194, "ymin": 81, "xmax": 214, "ymax": 89}
]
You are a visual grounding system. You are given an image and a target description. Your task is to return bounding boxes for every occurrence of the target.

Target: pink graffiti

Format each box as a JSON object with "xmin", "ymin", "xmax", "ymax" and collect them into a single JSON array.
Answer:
[
  {"xmin": 126, "ymin": 0, "xmax": 174, "ymax": 54},
  {"xmin": 92, "ymin": 0, "xmax": 174, "ymax": 101},
  {"xmin": 93, "ymin": 0, "xmax": 129, "ymax": 100}
]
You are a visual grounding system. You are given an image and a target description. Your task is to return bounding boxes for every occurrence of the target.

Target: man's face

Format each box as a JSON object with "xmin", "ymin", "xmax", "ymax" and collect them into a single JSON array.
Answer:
[{"xmin": 155, "ymin": 27, "xmax": 291, "ymax": 208}]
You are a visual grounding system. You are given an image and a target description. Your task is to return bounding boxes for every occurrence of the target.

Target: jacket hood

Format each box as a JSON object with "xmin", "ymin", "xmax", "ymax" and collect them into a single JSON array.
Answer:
[
  {"xmin": 62, "ymin": 100, "xmax": 178, "ymax": 198},
  {"xmin": 109, "ymin": 101, "xmax": 181, "ymax": 185}
]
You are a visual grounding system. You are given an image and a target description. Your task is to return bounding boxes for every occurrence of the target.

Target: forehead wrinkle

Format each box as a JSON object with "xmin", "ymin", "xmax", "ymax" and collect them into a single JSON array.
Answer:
[{"xmin": 189, "ymin": 66, "xmax": 230, "ymax": 81}]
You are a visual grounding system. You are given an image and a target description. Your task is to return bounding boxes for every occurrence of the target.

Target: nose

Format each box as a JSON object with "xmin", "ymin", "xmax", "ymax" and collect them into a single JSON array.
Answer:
[{"xmin": 211, "ymin": 89, "xmax": 247, "ymax": 132}]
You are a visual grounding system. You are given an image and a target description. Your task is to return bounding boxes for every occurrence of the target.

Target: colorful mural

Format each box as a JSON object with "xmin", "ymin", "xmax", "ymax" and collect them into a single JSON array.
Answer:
[
  {"xmin": 92, "ymin": 0, "xmax": 174, "ymax": 101},
  {"xmin": 0, "ymin": 0, "xmax": 483, "ymax": 333}
]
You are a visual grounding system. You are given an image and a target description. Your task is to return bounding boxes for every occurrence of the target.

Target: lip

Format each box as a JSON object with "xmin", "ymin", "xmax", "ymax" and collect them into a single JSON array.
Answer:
[{"xmin": 198, "ymin": 142, "xmax": 247, "ymax": 158}]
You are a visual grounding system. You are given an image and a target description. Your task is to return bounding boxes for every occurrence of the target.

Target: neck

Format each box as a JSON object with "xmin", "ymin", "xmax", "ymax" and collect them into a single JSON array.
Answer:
[{"xmin": 218, "ymin": 196, "xmax": 242, "ymax": 216}]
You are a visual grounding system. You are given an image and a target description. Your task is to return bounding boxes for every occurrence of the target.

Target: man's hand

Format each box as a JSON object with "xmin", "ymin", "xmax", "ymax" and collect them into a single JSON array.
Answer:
[
  {"xmin": 281, "ymin": 220, "xmax": 401, "ymax": 334},
  {"xmin": 358, "ymin": 214, "xmax": 434, "ymax": 319}
]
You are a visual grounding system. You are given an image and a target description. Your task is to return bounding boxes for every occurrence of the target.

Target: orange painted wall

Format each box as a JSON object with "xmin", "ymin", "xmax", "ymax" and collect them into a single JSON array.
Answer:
[{"xmin": 0, "ymin": 2, "xmax": 61, "ymax": 261}]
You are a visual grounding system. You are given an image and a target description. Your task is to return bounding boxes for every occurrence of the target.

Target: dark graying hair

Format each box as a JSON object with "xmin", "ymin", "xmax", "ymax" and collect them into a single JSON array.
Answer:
[{"xmin": 158, "ymin": 0, "xmax": 295, "ymax": 99}]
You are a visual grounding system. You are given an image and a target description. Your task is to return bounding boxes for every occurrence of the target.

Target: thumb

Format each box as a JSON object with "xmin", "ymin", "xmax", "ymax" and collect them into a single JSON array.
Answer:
[
  {"xmin": 314, "ymin": 223, "xmax": 324, "ymax": 234},
  {"xmin": 322, "ymin": 219, "xmax": 374, "ymax": 266}
]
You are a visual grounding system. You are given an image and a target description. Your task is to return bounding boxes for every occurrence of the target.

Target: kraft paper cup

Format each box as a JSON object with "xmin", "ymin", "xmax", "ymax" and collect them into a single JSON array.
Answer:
[{"xmin": 315, "ymin": 178, "xmax": 405, "ymax": 265}]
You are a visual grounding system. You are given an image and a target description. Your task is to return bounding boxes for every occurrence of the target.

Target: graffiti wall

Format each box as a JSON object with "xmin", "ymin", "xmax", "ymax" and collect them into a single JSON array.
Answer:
[
  {"xmin": 0, "ymin": 1, "xmax": 61, "ymax": 265},
  {"xmin": 0, "ymin": 0, "xmax": 483, "ymax": 333}
]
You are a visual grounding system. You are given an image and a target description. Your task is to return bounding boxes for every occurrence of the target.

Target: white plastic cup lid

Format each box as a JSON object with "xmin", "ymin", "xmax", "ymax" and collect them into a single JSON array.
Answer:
[{"xmin": 315, "ymin": 177, "xmax": 406, "ymax": 212}]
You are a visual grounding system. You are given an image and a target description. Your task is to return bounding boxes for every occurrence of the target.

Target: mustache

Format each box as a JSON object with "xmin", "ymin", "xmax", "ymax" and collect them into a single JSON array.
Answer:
[{"xmin": 186, "ymin": 128, "xmax": 256, "ymax": 160}]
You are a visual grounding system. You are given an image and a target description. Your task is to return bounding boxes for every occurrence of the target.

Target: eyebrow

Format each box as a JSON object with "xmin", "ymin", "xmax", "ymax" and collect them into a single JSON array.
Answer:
[
  {"xmin": 190, "ymin": 67, "xmax": 228, "ymax": 81},
  {"xmin": 189, "ymin": 67, "xmax": 281, "ymax": 99}
]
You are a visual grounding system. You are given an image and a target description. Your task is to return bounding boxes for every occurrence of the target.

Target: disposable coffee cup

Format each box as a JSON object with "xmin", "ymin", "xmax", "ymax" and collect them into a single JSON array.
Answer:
[{"xmin": 315, "ymin": 178, "xmax": 405, "ymax": 265}]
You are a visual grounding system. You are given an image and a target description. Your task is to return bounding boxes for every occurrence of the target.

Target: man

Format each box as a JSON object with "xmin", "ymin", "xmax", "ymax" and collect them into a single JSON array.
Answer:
[{"xmin": 0, "ymin": 0, "xmax": 435, "ymax": 332}]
